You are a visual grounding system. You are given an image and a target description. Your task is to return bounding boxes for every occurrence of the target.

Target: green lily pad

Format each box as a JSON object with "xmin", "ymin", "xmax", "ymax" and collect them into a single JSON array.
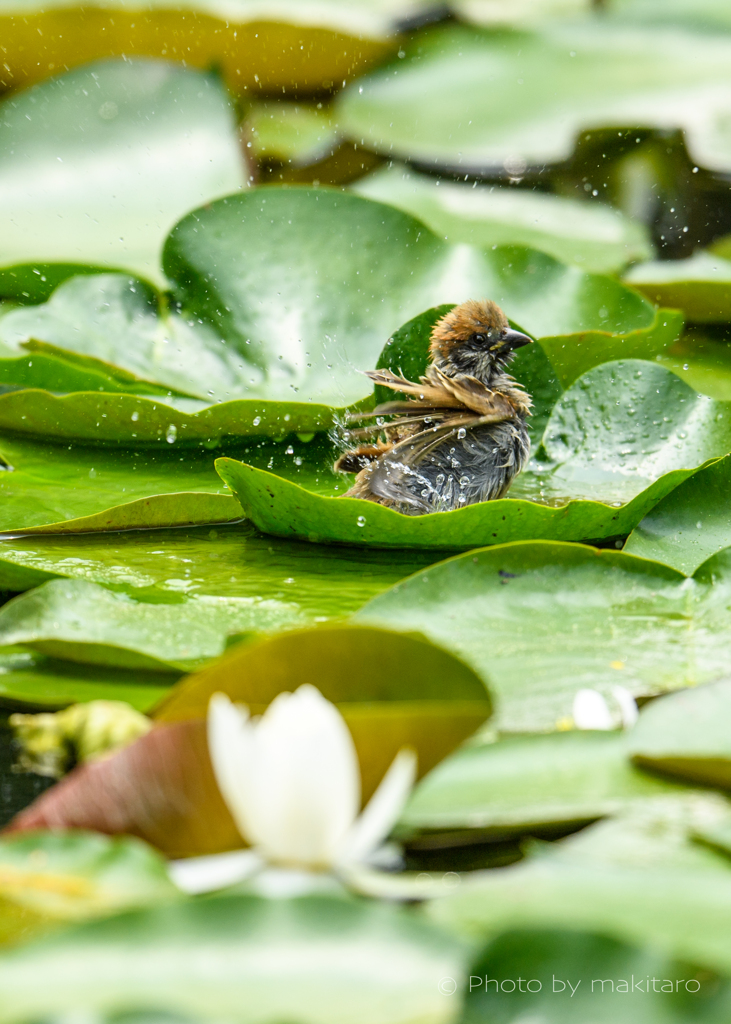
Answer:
[
  {"xmin": 625, "ymin": 455, "xmax": 731, "ymax": 574},
  {"xmin": 0, "ymin": 60, "xmax": 246, "ymax": 289},
  {"xmin": 336, "ymin": 22, "xmax": 731, "ymax": 174},
  {"xmin": 0, "ymin": 651, "xmax": 174, "ymax": 712},
  {"xmin": 627, "ymin": 678, "xmax": 731, "ymax": 790},
  {"xmin": 0, "ymin": 830, "xmax": 177, "ymax": 948},
  {"xmin": 216, "ymin": 360, "xmax": 730, "ymax": 550},
  {"xmin": 429, "ymin": 807, "xmax": 731, "ymax": 979},
  {"xmin": 0, "ymin": 435, "xmax": 242, "ymax": 534},
  {"xmin": 399, "ymin": 731, "xmax": 684, "ymax": 841},
  {"xmin": 0, "ymin": 189, "xmax": 666, "ymax": 441},
  {"xmin": 355, "ymin": 540, "xmax": 731, "ymax": 732},
  {"xmin": 353, "ymin": 164, "xmax": 653, "ymax": 273},
  {"xmin": 0, "ymin": 519, "xmax": 437, "ymax": 636},
  {"xmin": 0, "ymin": 892, "xmax": 466, "ymax": 1024},
  {"xmin": 0, "ymin": 1, "xmax": 399, "ymax": 96},
  {"xmin": 624, "ymin": 251, "xmax": 731, "ymax": 323},
  {"xmin": 0, "ymin": 578, "xmax": 309, "ymax": 671}
]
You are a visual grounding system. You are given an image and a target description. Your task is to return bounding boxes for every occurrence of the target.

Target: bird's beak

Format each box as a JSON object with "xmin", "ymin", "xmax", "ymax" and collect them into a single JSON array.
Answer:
[{"xmin": 502, "ymin": 328, "xmax": 533, "ymax": 350}]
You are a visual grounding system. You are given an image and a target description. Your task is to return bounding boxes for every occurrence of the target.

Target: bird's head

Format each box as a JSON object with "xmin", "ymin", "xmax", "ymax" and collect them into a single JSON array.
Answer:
[{"xmin": 429, "ymin": 300, "xmax": 532, "ymax": 381}]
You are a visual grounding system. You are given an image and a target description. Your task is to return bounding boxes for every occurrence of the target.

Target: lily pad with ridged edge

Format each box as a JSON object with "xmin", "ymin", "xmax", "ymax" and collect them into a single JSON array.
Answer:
[
  {"xmin": 353, "ymin": 163, "xmax": 653, "ymax": 274},
  {"xmin": 624, "ymin": 251, "xmax": 731, "ymax": 323},
  {"xmin": 0, "ymin": 578, "xmax": 309, "ymax": 672},
  {"xmin": 0, "ymin": 893, "xmax": 466, "ymax": 1024},
  {"xmin": 336, "ymin": 22, "xmax": 731, "ymax": 174},
  {"xmin": 398, "ymin": 731, "xmax": 684, "ymax": 842},
  {"xmin": 0, "ymin": 189, "xmax": 667, "ymax": 434},
  {"xmin": 215, "ymin": 359, "xmax": 731, "ymax": 550},
  {"xmin": 154, "ymin": 623, "xmax": 493, "ymax": 803},
  {"xmin": 0, "ymin": 60, "xmax": 246, "ymax": 288},
  {"xmin": 355, "ymin": 540, "xmax": 731, "ymax": 732},
  {"xmin": 625, "ymin": 455, "xmax": 731, "ymax": 574},
  {"xmin": 160, "ymin": 188, "xmax": 659, "ymax": 405}
]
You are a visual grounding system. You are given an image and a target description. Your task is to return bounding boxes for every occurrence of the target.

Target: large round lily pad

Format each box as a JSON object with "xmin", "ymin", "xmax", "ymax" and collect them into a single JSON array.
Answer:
[
  {"xmin": 0, "ymin": 189, "xmax": 669, "ymax": 444},
  {"xmin": 355, "ymin": 540, "xmax": 731, "ymax": 731},
  {"xmin": 215, "ymin": 360, "xmax": 731, "ymax": 550},
  {"xmin": 336, "ymin": 22, "xmax": 731, "ymax": 174}
]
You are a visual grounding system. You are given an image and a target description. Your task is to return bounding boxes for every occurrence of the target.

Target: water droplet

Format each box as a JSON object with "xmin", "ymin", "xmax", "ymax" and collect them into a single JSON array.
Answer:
[
  {"xmin": 357, "ymin": 515, "xmax": 366, "ymax": 527},
  {"xmin": 697, "ymin": 521, "xmax": 703, "ymax": 529},
  {"xmin": 253, "ymin": 416, "xmax": 261, "ymax": 426},
  {"xmin": 459, "ymin": 475, "xmax": 470, "ymax": 488},
  {"xmin": 285, "ymin": 445, "xmax": 294, "ymax": 455},
  {"xmin": 457, "ymin": 427, "xmax": 466, "ymax": 439},
  {"xmin": 165, "ymin": 424, "xmax": 177, "ymax": 444},
  {"xmin": 131, "ymin": 411, "xmax": 139, "ymax": 422},
  {"xmin": 683, "ymin": 363, "xmax": 689, "ymax": 371}
]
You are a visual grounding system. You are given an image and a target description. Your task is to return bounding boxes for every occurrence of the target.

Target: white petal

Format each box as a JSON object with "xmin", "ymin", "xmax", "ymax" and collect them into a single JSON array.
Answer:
[
  {"xmin": 612, "ymin": 685, "xmax": 639, "ymax": 728},
  {"xmin": 207, "ymin": 693, "xmax": 257, "ymax": 842},
  {"xmin": 248, "ymin": 685, "xmax": 360, "ymax": 867},
  {"xmin": 168, "ymin": 849, "xmax": 262, "ymax": 895},
  {"xmin": 338, "ymin": 748, "xmax": 417, "ymax": 867},
  {"xmin": 573, "ymin": 688, "xmax": 613, "ymax": 730}
]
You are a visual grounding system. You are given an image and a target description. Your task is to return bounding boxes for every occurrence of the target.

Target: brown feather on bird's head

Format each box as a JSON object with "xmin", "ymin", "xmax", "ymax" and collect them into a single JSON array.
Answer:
[{"xmin": 429, "ymin": 299, "xmax": 532, "ymax": 381}]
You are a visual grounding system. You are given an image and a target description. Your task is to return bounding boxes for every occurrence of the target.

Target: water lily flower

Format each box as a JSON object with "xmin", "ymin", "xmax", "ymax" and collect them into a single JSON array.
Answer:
[
  {"xmin": 572, "ymin": 686, "xmax": 638, "ymax": 730},
  {"xmin": 171, "ymin": 685, "xmax": 416, "ymax": 895}
]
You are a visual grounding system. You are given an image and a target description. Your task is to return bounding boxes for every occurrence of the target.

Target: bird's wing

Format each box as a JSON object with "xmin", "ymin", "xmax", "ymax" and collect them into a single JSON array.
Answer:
[
  {"xmin": 427, "ymin": 366, "xmax": 516, "ymax": 419},
  {"xmin": 363, "ymin": 368, "xmax": 464, "ymax": 408}
]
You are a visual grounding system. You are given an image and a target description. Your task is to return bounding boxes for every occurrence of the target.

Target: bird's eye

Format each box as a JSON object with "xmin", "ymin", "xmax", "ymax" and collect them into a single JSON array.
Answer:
[{"xmin": 472, "ymin": 333, "xmax": 487, "ymax": 344}]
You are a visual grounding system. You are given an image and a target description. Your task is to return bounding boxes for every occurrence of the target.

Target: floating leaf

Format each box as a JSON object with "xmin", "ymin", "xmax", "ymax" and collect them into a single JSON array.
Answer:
[
  {"xmin": 336, "ymin": 22, "xmax": 731, "ymax": 174},
  {"xmin": 216, "ymin": 360, "xmax": 729, "ymax": 551},
  {"xmin": 356, "ymin": 540, "xmax": 731, "ymax": 732},
  {"xmin": 429, "ymin": 809, "xmax": 731, "ymax": 978},
  {"xmin": 0, "ymin": 435, "xmax": 241, "ymax": 534},
  {"xmin": 0, "ymin": 60, "xmax": 246, "ymax": 288},
  {"xmin": 399, "ymin": 731, "xmax": 683, "ymax": 841},
  {"xmin": 0, "ymin": 189, "xmax": 664, "ymax": 442},
  {"xmin": 0, "ymin": 579, "xmax": 307, "ymax": 672},
  {"xmin": 353, "ymin": 163, "xmax": 653, "ymax": 273},
  {"xmin": 0, "ymin": 892, "xmax": 465, "ymax": 1024},
  {"xmin": 624, "ymin": 251, "xmax": 731, "ymax": 323},
  {"xmin": 625, "ymin": 455, "xmax": 731, "ymax": 573},
  {"xmin": 155, "ymin": 623, "xmax": 492, "ymax": 804},
  {"xmin": 0, "ymin": 830, "xmax": 177, "ymax": 948},
  {"xmin": 627, "ymin": 678, "xmax": 731, "ymax": 790},
  {"xmin": 0, "ymin": 1, "xmax": 400, "ymax": 95}
]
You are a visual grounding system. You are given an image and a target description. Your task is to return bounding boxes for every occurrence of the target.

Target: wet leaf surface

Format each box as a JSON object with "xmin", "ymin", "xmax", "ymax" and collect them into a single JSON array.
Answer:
[{"xmin": 356, "ymin": 541, "xmax": 731, "ymax": 732}]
